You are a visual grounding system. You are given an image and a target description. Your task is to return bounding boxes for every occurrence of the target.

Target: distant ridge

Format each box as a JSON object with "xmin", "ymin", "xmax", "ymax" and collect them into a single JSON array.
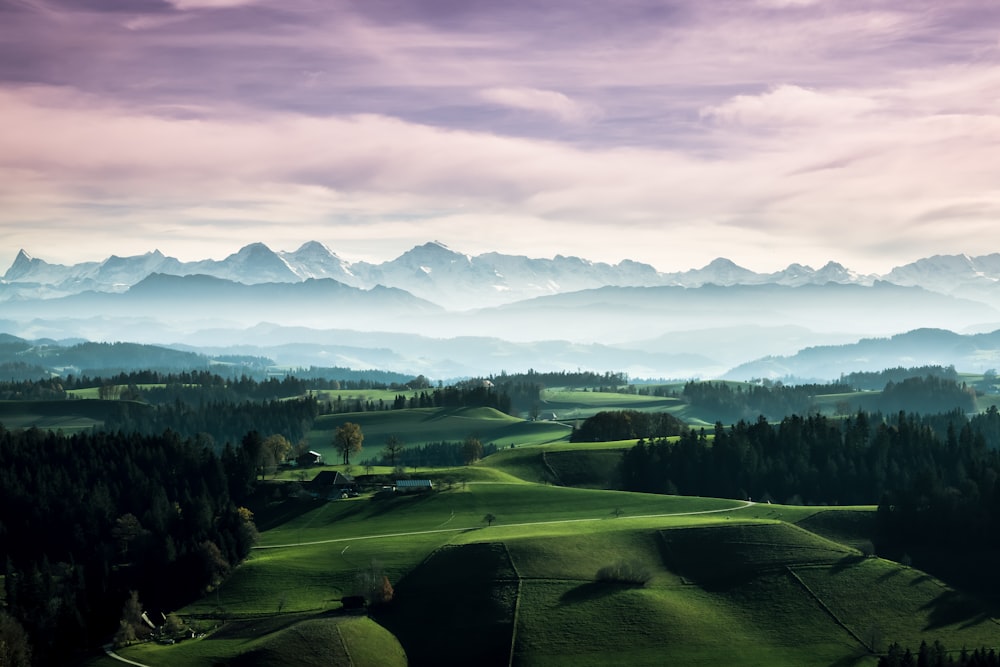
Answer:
[{"xmin": 5, "ymin": 242, "xmax": 1000, "ymax": 311}]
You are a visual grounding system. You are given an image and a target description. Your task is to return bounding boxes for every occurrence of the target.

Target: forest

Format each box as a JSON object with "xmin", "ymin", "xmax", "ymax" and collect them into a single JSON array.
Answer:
[
  {"xmin": 680, "ymin": 374, "xmax": 977, "ymax": 422},
  {"xmin": 619, "ymin": 406, "xmax": 1000, "ymax": 587},
  {"xmin": 0, "ymin": 427, "xmax": 261, "ymax": 665}
]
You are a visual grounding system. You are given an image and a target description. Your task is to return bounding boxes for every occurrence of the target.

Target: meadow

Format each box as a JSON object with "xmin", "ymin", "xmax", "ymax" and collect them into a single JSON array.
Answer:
[
  {"xmin": 7, "ymin": 386, "xmax": 996, "ymax": 666},
  {"xmin": 100, "ymin": 444, "xmax": 1000, "ymax": 667}
]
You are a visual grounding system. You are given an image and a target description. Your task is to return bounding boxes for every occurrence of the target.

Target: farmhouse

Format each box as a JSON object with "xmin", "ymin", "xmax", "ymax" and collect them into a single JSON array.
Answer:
[
  {"xmin": 309, "ymin": 470, "xmax": 358, "ymax": 499},
  {"xmin": 296, "ymin": 450, "xmax": 324, "ymax": 467},
  {"xmin": 395, "ymin": 479, "xmax": 433, "ymax": 493}
]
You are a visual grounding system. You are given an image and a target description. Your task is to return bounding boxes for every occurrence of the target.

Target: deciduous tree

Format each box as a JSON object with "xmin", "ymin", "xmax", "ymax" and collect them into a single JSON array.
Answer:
[
  {"xmin": 334, "ymin": 422, "xmax": 364, "ymax": 466},
  {"xmin": 463, "ymin": 436, "xmax": 484, "ymax": 465}
]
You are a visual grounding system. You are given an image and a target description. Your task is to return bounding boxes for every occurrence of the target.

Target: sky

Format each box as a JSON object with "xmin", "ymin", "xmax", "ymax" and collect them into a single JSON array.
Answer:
[{"xmin": 1, "ymin": 0, "xmax": 999, "ymax": 275}]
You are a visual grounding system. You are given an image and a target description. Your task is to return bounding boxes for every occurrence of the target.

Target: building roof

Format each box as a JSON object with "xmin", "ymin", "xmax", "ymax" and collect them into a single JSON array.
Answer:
[
  {"xmin": 395, "ymin": 479, "xmax": 433, "ymax": 488},
  {"xmin": 310, "ymin": 470, "xmax": 355, "ymax": 487}
]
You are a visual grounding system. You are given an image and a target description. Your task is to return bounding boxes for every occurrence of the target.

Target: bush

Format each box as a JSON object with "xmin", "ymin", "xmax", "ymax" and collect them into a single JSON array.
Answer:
[{"xmin": 595, "ymin": 561, "xmax": 652, "ymax": 586}]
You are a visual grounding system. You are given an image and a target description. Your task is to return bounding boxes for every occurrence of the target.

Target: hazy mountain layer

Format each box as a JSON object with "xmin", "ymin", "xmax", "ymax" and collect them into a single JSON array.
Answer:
[{"xmin": 10, "ymin": 241, "xmax": 1000, "ymax": 310}]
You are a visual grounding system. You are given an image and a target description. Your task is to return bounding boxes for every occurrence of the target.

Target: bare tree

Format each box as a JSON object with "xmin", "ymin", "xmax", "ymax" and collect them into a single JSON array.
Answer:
[{"xmin": 383, "ymin": 435, "xmax": 405, "ymax": 469}]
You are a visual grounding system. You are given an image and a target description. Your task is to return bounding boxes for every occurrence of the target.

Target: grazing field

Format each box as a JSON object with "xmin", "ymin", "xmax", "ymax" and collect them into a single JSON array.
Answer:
[
  {"xmin": 114, "ymin": 615, "xmax": 406, "ymax": 667},
  {"xmin": 44, "ymin": 397, "xmax": 1000, "ymax": 667},
  {"xmin": 306, "ymin": 407, "xmax": 572, "ymax": 461},
  {"xmin": 538, "ymin": 388, "xmax": 684, "ymax": 421},
  {"xmin": 0, "ymin": 398, "xmax": 120, "ymax": 432},
  {"xmin": 108, "ymin": 459, "xmax": 1000, "ymax": 667}
]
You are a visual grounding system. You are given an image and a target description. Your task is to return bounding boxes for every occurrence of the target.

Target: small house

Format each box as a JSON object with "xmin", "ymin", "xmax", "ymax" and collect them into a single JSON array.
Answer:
[
  {"xmin": 309, "ymin": 470, "xmax": 358, "ymax": 499},
  {"xmin": 394, "ymin": 479, "xmax": 433, "ymax": 494},
  {"xmin": 296, "ymin": 450, "xmax": 324, "ymax": 467}
]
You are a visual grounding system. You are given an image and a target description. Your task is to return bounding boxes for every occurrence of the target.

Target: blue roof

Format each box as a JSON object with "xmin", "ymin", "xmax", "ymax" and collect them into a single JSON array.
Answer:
[{"xmin": 395, "ymin": 479, "xmax": 433, "ymax": 487}]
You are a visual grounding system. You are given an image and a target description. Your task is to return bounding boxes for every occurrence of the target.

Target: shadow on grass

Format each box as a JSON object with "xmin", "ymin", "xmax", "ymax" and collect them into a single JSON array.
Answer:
[
  {"xmin": 876, "ymin": 566, "xmax": 902, "ymax": 583},
  {"xmin": 364, "ymin": 491, "xmax": 437, "ymax": 519},
  {"xmin": 207, "ymin": 611, "xmax": 321, "ymax": 641},
  {"xmin": 826, "ymin": 649, "xmax": 878, "ymax": 667},
  {"xmin": 921, "ymin": 590, "xmax": 994, "ymax": 631},
  {"xmin": 559, "ymin": 581, "xmax": 639, "ymax": 604},
  {"xmin": 830, "ymin": 554, "xmax": 866, "ymax": 574},
  {"xmin": 253, "ymin": 498, "xmax": 326, "ymax": 531}
]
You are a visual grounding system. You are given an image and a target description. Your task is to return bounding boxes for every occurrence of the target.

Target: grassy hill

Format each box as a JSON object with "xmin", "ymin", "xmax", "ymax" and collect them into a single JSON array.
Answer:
[
  {"xmin": 306, "ymin": 407, "xmax": 571, "ymax": 462},
  {"xmin": 103, "ymin": 459, "xmax": 1000, "ymax": 667},
  {"xmin": 12, "ymin": 389, "xmax": 999, "ymax": 666}
]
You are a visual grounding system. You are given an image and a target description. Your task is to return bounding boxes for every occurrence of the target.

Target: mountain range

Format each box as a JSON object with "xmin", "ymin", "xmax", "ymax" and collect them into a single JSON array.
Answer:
[
  {"xmin": 5, "ymin": 241, "xmax": 1000, "ymax": 380},
  {"xmin": 8, "ymin": 240, "xmax": 1000, "ymax": 311}
]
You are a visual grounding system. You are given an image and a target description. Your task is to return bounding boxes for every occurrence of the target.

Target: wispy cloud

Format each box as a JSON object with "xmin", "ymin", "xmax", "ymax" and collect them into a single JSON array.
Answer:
[
  {"xmin": 1, "ymin": 0, "xmax": 999, "ymax": 273},
  {"xmin": 479, "ymin": 87, "xmax": 599, "ymax": 124}
]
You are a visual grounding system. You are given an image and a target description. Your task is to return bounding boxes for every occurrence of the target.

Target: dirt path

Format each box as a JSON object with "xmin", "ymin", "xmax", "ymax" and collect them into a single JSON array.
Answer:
[{"xmin": 103, "ymin": 644, "xmax": 151, "ymax": 667}]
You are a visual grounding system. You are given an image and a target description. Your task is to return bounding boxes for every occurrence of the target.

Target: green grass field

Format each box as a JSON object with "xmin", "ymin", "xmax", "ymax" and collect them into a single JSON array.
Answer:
[
  {"xmin": 306, "ymin": 407, "xmax": 572, "ymax": 463},
  {"xmin": 8, "ymin": 391, "xmax": 1000, "ymax": 666},
  {"xmin": 108, "ymin": 460, "xmax": 1000, "ymax": 667}
]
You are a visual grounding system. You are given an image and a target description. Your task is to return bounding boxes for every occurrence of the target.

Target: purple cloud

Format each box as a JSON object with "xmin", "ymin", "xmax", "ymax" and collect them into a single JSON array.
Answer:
[{"xmin": 1, "ymin": 0, "xmax": 999, "ymax": 273}]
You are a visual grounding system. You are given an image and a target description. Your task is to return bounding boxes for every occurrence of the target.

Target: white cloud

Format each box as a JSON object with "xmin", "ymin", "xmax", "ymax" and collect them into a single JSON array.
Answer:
[
  {"xmin": 162, "ymin": 0, "xmax": 260, "ymax": 9},
  {"xmin": 2, "ymin": 56, "xmax": 1000, "ymax": 275},
  {"xmin": 479, "ymin": 87, "xmax": 598, "ymax": 124},
  {"xmin": 700, "ymin": 84, "xmax": 880, "ymax": 128},
  {"xmin": 755, "ymin": 0, "xmax": 822, "ymax": 8}
]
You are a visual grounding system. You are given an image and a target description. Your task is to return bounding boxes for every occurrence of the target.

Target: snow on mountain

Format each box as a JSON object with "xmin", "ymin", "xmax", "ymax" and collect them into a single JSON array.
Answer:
[
  {"xmin": 662, "ymin": 258, "xmax": 767, "ymax": 287},
  {"xmin": 2, "ymin": 249, "xmax": 101, "ymax": 286},
  {"xmin": 7, "ymin": 243, "xmax": 1000, "ymax": 311},
  {"xmin": 278, "ymin": 241, "xmax": 358, "ymax": 285},
  {"xmin": 183, "ymin": 242, "xmax": 300, "ymax": 284},
  {"xmin": 95, "ymin": 250, "xmax": 182, "ymax": 287},
  {"xmin": 884, "ymin": 254, "xmax": 1000, "ymax": 292}
]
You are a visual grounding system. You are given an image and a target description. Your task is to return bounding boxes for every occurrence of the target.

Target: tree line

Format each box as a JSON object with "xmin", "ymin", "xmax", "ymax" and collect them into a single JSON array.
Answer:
[
  {"xmin": 619, "ymin": 406, "xmax": 1000, "ymax": 583},
  {"xmin": 878, "ymin": 641, "xmax": 1000, "ymax": 667},
  {"xmin": 680, "ymin": 375, "xmax": 976, "ymax": 423},
  {"xmin": 103, "ymin": 397, "xmax": 320, "ymax": 450},
  {"xmin": 0, "ymin": 426, "xmax": 261, "ymax": 664},
  {"xmin": 570, "ymin": 410, "xmax": 685, "ymax": 442},
  {"xmin": 360, "ymin": 439, "xmax": 499, "ymax": 469}
]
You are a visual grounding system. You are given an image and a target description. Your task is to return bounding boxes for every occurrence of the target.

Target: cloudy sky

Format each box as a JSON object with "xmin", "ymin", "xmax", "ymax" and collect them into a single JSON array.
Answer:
[{"xmin": 1, "ymin": 0, "xmax": 999, "ymax": 274}]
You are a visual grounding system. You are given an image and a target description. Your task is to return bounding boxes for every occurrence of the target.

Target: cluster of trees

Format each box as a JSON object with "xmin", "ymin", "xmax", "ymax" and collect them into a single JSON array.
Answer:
[
  {"xmin": 0, "ymin": 374, "xmax": 66, "ymax": 400},
  {"xmin": 619, "ymin": 406, "xmax": 1000, "ymax": 581},
  {"xmin": 570, "ymin": 410, "xmax": 685, "ymax": 443},
  {"xmin": 879, "ymin": 641, "xmax": 1000, "ymax": 667},
  {"xmin": 841, "ymin": 365, "xmax": 961, "ymax": 391},
  {"xmin": 487, "ymin": 370, "xmax": 629, "ymax": 414},
  {"xmin": 681, "ymin": 381, "xmax": 852, "ymax": 422},
  {"xmin": 619, "ymin": 409, "xmax": 997, "ymax": 507},
  {"xmin": 879, "ymin": 375, "xmax": 976, "ymax": 414},
  {"xmin": 326, "ymin": 383, "xmax": 518, "ymax": 416},
  {"xmin": 103, "ymin": 397, "xmax": 319, "ymax": 451},
  {"xmin": 361, "ymin": 438, "xmax": 498, "ymax": 469},
  {"xmin": 680, "ymin": 375, "xmax": 977, "ymax": 423},
  {"xmin": 284, "ymin": 366, "xmax": 419, "ymax": 388},
  {"xmin": 0, "ymin": 426, "xmax": 261, "ymax": 664}
]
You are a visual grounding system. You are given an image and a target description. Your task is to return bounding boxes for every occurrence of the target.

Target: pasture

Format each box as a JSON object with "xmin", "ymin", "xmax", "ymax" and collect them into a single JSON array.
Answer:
[
  {"xmin": 305, "ymin": 407, "xmax": 572, "ymax": 462},
  {"xmin": 107, "ymin": 456, "xmax": 1000, "ymax": 667},
  {"xmin": 7, "ymin": 387, "xmax": 999, "ymax": 666}
]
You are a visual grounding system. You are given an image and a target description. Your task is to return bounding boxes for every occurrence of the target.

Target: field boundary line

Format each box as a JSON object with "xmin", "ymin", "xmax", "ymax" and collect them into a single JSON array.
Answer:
[
  {"xmin": 785, "ymin": 566, "xmax": 870, "ymax": 652},
  {"xmin": 336, "ymin": 623, "xmax": 355, "ymax": 667},
  {"xmin": 501, "ymin": 542, "xmax": 523, "ymax": 667},
  {"xmin": 540, "ymin": 451, "xmax": 562, "ymax": 486}
]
